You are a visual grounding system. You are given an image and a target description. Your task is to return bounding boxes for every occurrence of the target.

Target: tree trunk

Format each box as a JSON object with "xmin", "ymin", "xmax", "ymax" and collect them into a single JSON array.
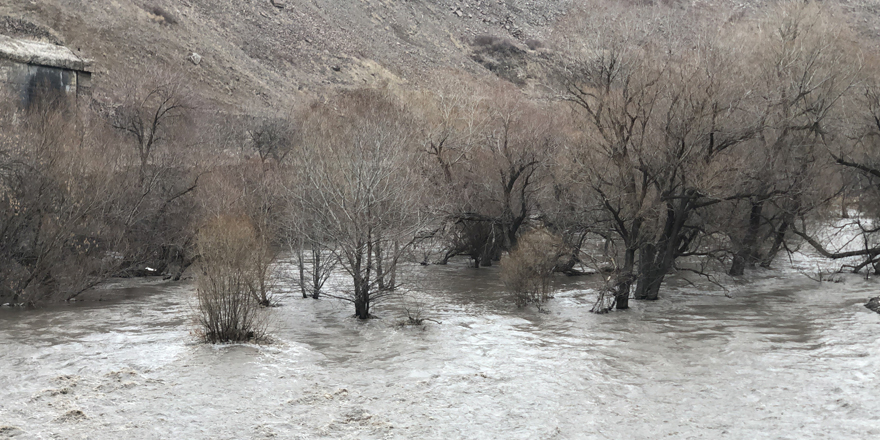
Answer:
[
  {"xmin": 615, "ymin": 284, "xmax": 630, "ymax": 309},
  {"xmin": 439, "ymin": 248, "xmax": 455, "ymax": 265},
  {"xmin": 354, "ymin": 278, "xmax": 370, "ymax": 319},
  {"xmin": 760, "ymin": 217, "xmax": 790, "ymax": 268},
  {"xmin": 311, "ymin": 248, "xmax": 321, "ymax": 299},
  {"xmin": 634, "ymin": 199, "xmax": 689, "ymax": 301},
  {"xmin": 374, "ymin": 241, "xmax": 385, "ymax": 290},
  {"xmin": 354, "ymin": 297, "xmax": 370, "ymax": 319},
  {"xmin": 479, "ymin": 240, "xmax": 494, "ymax": 267},
  {"xmin": 615, "ymin": 247, "xmax": 636, "ymax": 310},
  {"xmin": 296, "ymin": 248, "xmax": 308, "ymax": 298},
  {"xmin": 385, "ymin": 240, "xmax": 399, "ymax": 290},
  {"xmin": 635, "ymin": 262, "xmax": 666, "ymax": 301},
  {"xmin": 634, "ymin": 243, "xmax": 657, "ymax": 300},
  {"xmin": 729, "ymin": 200, "xmax": 763, "ymax": 276},
  {"xmin": 729, "ymin": 253, "xmax": 747, "ymax": 277}
]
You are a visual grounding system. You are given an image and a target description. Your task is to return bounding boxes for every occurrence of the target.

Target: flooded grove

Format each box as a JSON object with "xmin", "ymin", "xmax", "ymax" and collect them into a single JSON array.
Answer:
[{"xmin": 1, "ymin": 252, "xmax": 879, "ymax": 439}]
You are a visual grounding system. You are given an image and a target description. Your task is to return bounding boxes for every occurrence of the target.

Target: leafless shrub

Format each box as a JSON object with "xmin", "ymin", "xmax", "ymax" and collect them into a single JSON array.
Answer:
[
  {"xmin": 249, "ymin": 117, "xmax": 297, "ymax": 165},
  {"xmin": 501, "ymin": 228, "xmax": 565, "ymax": 308},
  {"xmin": 525, "ymin": 38, "xmax": 543, "ymax": 50},
  {"xmin": 195, "ymin": 216, "xmax": 271, "ymax": 343},
  {"xmin": 473, "ymin": 34, "xmax": 501, "ymax": 46},
  {"xmin": 196, "ymin": 160, "xmax": 281, "ymax": 307},
  {"xmin": 0, "ymin": 92, "xmax": 125, "ymax": 305},
  {"xmin": 395, "ymin": 298, "xmax": 441, "ymax": 327},
  {"xmin": 148, "ymin": 6, "xmax": 177, "ymax": 25},
  {"xmin": 473, "ymin": 34, "xmax": 522, "ymax": 54}
]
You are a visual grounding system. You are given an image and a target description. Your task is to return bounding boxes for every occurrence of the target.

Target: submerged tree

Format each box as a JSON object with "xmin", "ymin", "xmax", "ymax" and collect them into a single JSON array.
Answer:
[
  {"xmin": 421, "ymin": 82, "xmax": 560, "ymax": 267},
  {"xmin": 791, "ymin": 77, "xmax": 880, "ymax": 272},
  {"xmin": 722, "ymin": 2, "xmax": 857, "ymax": 275},
  {"xmin": 289, "ymin": 89, "xmax": 427, "ymax": 319},
  {"xmin": 562, "ymin": 9, "xmax": 763, "ymax": 308}
]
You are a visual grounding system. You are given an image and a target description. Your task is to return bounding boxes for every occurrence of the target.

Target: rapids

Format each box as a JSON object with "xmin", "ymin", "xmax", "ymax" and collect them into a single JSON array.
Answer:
[{"xmin": 1, "ymin": 255, "xmax": 879, "ymax": 439}]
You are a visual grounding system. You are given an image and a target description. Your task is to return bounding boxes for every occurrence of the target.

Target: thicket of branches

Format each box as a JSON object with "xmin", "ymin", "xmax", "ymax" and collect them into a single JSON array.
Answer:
[
  {"xmin": 194, "ymin": 216, "xmax": 271, "ymax": 343},
  {"xmin": 5, "ymin": 0, "xmax": 880, "ymax": 321}
]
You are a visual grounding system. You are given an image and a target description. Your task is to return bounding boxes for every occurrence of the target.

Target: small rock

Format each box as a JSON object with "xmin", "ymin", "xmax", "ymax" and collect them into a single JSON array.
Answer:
[
  {"xmin": 271, "ymin": 0, "xmax": 285, "ymax": 8},
  {"xmin": 188, "ymin": 52, "xmax": 202, "ymax": 65},
  {"xmin": 865, "ymin": 297, "xmax": 880, "ymax": 313},
  {"xmin": 331, "ymin": 65, "xmax": 341, "ymax": 72}
]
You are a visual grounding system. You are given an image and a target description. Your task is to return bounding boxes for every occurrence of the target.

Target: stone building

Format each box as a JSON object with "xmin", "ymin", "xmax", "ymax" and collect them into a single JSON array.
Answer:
[{"xmin": 0, "ymin": 34, "xmax": 93, "ymax": 108}]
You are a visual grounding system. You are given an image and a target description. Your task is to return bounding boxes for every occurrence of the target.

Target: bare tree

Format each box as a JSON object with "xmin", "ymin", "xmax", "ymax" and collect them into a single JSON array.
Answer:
[
  {"xmin": 288, "ymin": 89, "xmax": 427, "ymax": 319},
  {"xmin": 249, "ymin": 116, "xmax": 297, "ymax": 165},
  {"xmin": 109, "ymin": 70, "xmax": 205, "ymax": 280},
  {"xmin": 724, "ymin": 2, "xmax": 858, "ymax": 275},
  {"xmin": 423, "ymin": 83, "xmax": 560, "ymax": 267},
  {"xmin": 563, "ymin": 13, "xmax": 761, "ymax": 307},
  {"xmin": 0, "ymin": 92, "xmax": 125, "ymax": 305},
  {"xmin": 792, "ymin": 78, "xmax": 880, "ymax": 272},
  {"xmin": 284, "ymin": 205, "xmax": 337, "ymax": 299},
  {"xmin": 111, "ymin": 70, "xmax": 192, "ymax": 182}
]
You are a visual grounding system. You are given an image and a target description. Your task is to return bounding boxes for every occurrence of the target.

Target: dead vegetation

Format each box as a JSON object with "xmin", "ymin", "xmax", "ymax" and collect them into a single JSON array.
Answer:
[
  {"xmin": 501, "ymin": 228, "xmax": 566, "ymax": 308},
  {"xmin": 194, "ymin": 216, "xmax": 271, "ymax": 343},
  {"xmin": 145, "ymin": 5, "xmax": 177, "ymax": 26}
]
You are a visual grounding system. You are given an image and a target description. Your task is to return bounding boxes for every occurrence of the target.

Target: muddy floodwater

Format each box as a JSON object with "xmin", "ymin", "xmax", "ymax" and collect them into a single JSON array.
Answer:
[{"xmin": 1, "ymin": 256, "xmax": 879, "ymax": 439}]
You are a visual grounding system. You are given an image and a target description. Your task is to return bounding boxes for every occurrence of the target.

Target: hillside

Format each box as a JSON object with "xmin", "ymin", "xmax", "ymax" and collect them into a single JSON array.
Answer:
[
  {"xmin": 5, "ymin": 0, "xmax": 880, "ymax": 111},
  {"xmin": 0, "ymin": 0, "xmax": 578, "ymax": 111}
]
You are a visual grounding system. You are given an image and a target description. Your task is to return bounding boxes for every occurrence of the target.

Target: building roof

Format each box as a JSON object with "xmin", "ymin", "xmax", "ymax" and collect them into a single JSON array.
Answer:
[{"xmin": 0, "ymin": 34, "xmax": 93, "ymax": 72}]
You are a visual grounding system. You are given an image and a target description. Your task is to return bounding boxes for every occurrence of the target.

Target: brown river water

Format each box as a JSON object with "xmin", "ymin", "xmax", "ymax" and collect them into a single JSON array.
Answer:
[{"xmin": 1, "ymin": 253, "xmax": 879, "ymax": 439}]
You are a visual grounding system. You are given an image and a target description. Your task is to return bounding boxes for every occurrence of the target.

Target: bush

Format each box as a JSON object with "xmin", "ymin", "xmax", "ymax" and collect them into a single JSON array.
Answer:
[
  {"xmin": 0, "ymin": 94, "xmax": 124, "ymax": 305},
  {"xmin": 148, "ymin": 6, "xmax": 177, "ymax": 25},
  {"xmin": 474, "ymin": 34, "xmax": 502, "ymax": 47},
  {"xmin": 473, "ymin": 34, "xmax": 521, "ymax": 53},
  {"xmin": 195, "ymin": 216, "xmax": 272, "ymax": 343},
  {"xmin": 501, "ymin": 228, "xmax": 565, "ymax": 307}
]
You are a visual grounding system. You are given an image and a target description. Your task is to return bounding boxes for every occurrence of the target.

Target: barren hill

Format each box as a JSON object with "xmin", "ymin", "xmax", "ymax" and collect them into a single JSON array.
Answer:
[
  {"xmin": 0, "ymin": 0, "xmax": 576, "ymax": 110},
  {"xmin": 5, "ymin": 0, "xmax": 880, "ymax": 112}
]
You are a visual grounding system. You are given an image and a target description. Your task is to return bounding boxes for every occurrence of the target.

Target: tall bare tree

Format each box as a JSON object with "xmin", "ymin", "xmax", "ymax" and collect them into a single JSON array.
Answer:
[
  {"xmin": 289, "ymin": 89, "xmax": 427, "ymax": 319},
  {"xmin": 563, "ymin": 12, "xmax": 760, "ymax": 307},
  {"xmin": 724, "ymin": 2, "xmax": 858, "ymax": 275}
]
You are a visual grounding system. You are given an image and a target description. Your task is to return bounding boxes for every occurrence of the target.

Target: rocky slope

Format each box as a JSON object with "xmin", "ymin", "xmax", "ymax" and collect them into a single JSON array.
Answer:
[
  {"xmin": 5, "ymin": 0, "xmax": 880, "ymax": 112},
  {"xmin": 0, "ymin": 0, "xmax": 573, "ymax": 110}
]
